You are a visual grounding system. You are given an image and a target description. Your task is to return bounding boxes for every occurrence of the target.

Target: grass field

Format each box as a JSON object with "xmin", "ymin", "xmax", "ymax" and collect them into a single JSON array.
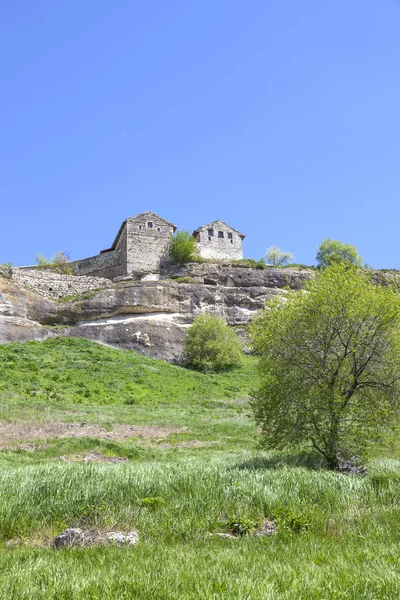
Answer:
[{"xmin": 0, "ymin": 338, "xmax": 399, "ymax": 599}]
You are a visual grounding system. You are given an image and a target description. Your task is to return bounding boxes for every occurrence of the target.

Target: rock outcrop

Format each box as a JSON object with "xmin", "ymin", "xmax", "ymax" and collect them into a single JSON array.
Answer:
[{"xmin": 0, "ymin": 264, "xmax": 314, "ymax": 361}]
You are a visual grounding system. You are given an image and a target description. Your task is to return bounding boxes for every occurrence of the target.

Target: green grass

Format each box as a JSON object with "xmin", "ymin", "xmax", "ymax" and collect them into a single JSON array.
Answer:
[
  {"xmin": 0, "ymin": 337, "xmax": 256, "ymax": 406},
  {"xmin": 0, "ymin": 338, "xmax": 400, "ymax": 598}
]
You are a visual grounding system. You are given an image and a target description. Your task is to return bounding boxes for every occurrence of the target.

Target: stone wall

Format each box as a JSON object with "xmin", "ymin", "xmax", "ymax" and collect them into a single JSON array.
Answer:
[
  {"xmin": 126, "ymin": 214, "xmax": 175, "ymax": 274},
  {"xmin": 11, "ymin": 268, "xmax": 110, "ymax": 300},
  {"xmin": 194, "ymin": 220, "xmax": 243, "ymax": 260},
  {"xmin": 70, "ymin": 249, "xmax": 122, "ymax": 279}
]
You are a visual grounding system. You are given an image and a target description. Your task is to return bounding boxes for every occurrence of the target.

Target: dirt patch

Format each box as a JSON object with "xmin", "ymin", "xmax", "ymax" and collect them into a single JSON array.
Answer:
[
  {"xmin": 59, "ymin": 451, "xmax": 128, "ymax": 463},
  {"xmin": 0, "ymin": 421, "xmax": 185, "ymax": 449},
  {"xmin": 154, "ymin": 440, "xmax": 218, "ymax": 449}
]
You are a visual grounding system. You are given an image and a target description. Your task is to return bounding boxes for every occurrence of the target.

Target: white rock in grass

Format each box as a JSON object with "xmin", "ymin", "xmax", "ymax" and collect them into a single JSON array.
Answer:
[{"xmin": 105, "ymin": 531, "xmax": 139, "ymax": 545}]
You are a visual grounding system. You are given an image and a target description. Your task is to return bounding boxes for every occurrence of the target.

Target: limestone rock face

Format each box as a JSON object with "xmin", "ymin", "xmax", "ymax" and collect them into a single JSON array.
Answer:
[{"xmin": 0, "ymin": 265, "xmax": 314, "ymax": 361}]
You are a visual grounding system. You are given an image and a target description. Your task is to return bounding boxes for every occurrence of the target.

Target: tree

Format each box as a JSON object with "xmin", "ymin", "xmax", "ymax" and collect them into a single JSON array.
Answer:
[
  {"xmin": 265, "ymin": 246, "xmax": 294, "ymax": 267},
  {"xmin": 250, "ymin": 263, "xmax": 400, "ymax": 469},
  {"xmin": 185, "ymin": 313, "xmax": 243, "ymax": 372},
  {"xmin": 316, "ymin": 239, "xmax": 362, "ymax": 269},
  {"xmin": 36, "ymin": 251, "xmax": 72, "ymax": 275},
  {"xmin": 170, "ymin": 231, "xmax": 197, "ymax": 264}
]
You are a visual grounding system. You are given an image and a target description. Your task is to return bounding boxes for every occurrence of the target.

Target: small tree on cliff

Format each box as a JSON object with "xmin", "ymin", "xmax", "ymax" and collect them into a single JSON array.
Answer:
[
  {"xmin": 36, "ymin": 251, "xmax": 72, "ymax": 275},
  {"xmin": 266, "ymin": 245, "xmax": 294, "ymax": 267},
  {"xmin": 250, "ymin": 263, "xmax": 400, "ymax": 469},
  {"xmin": 170, "ymin": 231, "xmax": 197, "ymax": 264},
  {"xmin": 185, "ymin": 314, "xmax": 243, "ymax": 372},
  {"xmin": 316, "ymin": 239, "xmax": 362, "ymax": 269}
]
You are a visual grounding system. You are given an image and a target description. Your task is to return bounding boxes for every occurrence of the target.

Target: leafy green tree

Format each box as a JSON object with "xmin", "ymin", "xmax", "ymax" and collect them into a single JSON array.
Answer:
[
  {"xmin": 185, "ymin": 314, "xmax": 243, "ymax": 372},
  {"xmin": 266, "ymin": 245, "xmax": 294, "ymax": 267},
  {"xmin": 170, "ymin": 231, "xmax": 197, "ymax": 264},
  {"xmin": 316, "ymin": 239, "xmax": 362, "ymax": 268},
  {"xmin": 250, "ymin": 263, "xmax": 400, "ymax": 469},
  {"xmin": 36, "ymin": 251, "xmax": 72, "ymax": 275}
]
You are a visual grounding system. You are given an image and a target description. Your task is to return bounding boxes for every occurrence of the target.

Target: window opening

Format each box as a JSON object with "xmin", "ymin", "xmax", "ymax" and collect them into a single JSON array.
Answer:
[
  {"xmin": 148, "ymin": 222, "xmax": 153, "ymax": 228},
  {"xmin": 207, "ymin": 229, "xmax": 214, "ymax": 237},
  {"xmin": 227, "ymin": 232, "xmax": 233, "ymax": 239},
  {"xmin": 218, "ymin": 231, "xmax": 224, "ymax": 238}
]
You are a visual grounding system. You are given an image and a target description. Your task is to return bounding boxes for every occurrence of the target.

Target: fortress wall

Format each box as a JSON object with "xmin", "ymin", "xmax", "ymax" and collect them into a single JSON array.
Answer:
[
  {"xmin": 11, "ymin": 269, "xmax": 110, "ymax": 300},
  {"xmin": 69, "ymin": 249, "xmax": 122, "ymax": 279}
]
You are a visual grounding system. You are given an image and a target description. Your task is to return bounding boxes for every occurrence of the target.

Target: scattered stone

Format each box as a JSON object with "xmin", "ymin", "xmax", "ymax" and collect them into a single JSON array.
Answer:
[
  {"xmin": 253, "ymin": 519, "xmax": 278, "ymax": 537},
  {"xmin": 209, "ymin": 519, "xmax": 278, "ymax": 540},
  {"xmin": 53, "ymin": 528, "xmax": 139, "ymax": 549},
  {"xmin": 105, "ymin": 531, "xmax": 139, "ymax": 545},
  {"xmin": 336, "ymin": 452, "xmax": 368, "ymax": 476},
  {"xmin": 54, "ymin": 528, "xmax": 85, "ymax": 549},
  {"xmin": 208, "ymin": 533, "xmax": 237, "ymax": 540}
]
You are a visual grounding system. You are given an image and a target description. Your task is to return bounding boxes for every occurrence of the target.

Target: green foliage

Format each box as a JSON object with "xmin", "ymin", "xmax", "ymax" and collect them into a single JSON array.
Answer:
[
  {"xmin": 250, "ymin": 263, "xmax": 400, "ymax": 469},
  {"xmin": 170, "ymin": 231, "xmax": 197, "ymax": 264},
  {"xmin": 231, "ymin": 258, "xmax": 267, "ymax": 269},
  {"xmin": 0, "ymin": 339, "xmax": 400, "ymax": 596},
  {"xmin": 139, "ymin": 496, "xmax": 166, "ymax": 509},
  {"xmin": 0, "ymin": 337, "xmax": 254, "ymax": 406},
  {"xmin": 226, "ymin": 516, "xmax": 256, "ymax": 536},
  {"xmin": 185, "ymin": 314, "xmax": 243, "ymax": 372},
  {"xmin": 36, "ymin": 251, "xmax": 72, "ymax": 275},
  {"xmin": 266, "ymin": 245, "xmax": 294, "ymax": 267},
  {"xmin": 316, "ymin": 238, "xmax": 362, "ymax": 268}
]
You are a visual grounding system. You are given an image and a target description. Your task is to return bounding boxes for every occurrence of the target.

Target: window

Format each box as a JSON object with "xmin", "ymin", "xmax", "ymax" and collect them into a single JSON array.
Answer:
[
  {"xmin": 208, "ymin": 236, "xmax": 212, "ymax": 241},
  {"xmin": 227, "ymin": 232, "xmax": 233, "ymax": 239},
  {"xmin": 207, "ymin": 229, "xmax": 214, "ymax": 237},
  {"xmin": 218, "ymin": 231, "xmax": 224, "ymax": 238},
  {"xmin": 157, "ymin": 227, "xmax": 161, "ymax": 231},
  {"xmin": 139, "ymin": 225, "xmax": 142, "ymax": 229},
  {"xmin": 148, "ymin": 222, "xmax": 153, "ymax": 228}
]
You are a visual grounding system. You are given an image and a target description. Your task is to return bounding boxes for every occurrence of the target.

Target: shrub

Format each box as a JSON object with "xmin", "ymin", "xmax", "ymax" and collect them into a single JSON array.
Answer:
[
  {"xmin": 170, "ymin": 231, "xmax": 197, "ymax": 264},
  {"xmin": 36, "ymin": 251, "xmax": 72, "ymax": 275},
  {"xmin": 184, "ymin": 314, "xmax": 243, "ymax": 372},
  {"xmin": 266, "ymin": 246, "xmax": 294, "ymax": 267},
  {"xmin": 316, "ymin": 239, "xmax": 362, "ymax": 268}
]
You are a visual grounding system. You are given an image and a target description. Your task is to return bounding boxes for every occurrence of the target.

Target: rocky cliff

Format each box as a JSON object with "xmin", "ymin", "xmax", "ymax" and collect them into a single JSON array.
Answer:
[{"xmin": 0, "ymin": 264, "xmax": 314, "ymax": 361}]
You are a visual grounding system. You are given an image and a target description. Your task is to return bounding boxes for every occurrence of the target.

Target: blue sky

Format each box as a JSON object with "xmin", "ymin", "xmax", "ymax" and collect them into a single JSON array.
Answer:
[{"xmin": 1, "ymin": 1, "xmax": 399, "ymax": 268}]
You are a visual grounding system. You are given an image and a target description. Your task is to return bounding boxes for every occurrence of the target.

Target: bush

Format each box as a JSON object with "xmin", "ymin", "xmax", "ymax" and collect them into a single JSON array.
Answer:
[
  {"xmin": 170, "ymin": 231, "xmax": 197, "ymax": 264},
  {"xmin": 266, "ymin": 246, "xmax": 294, "ymax": 267},
  {"xmin": 184, "ymin": 314, "xmax": 243, "ymax": 372},
  {"xmin": 36, "ymin": 251, "xmax": 72, "ymax": 275},
  {"xmin": 316, "ymin": 239, "xmax": 362, "ymax": 268}
]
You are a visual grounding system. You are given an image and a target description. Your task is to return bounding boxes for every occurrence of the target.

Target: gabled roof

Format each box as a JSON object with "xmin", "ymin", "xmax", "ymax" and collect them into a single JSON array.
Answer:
[
  {"xmin": 101, "ymin": 212, "xmax": 177, "ymax": 253},
  {"xmin": 192, "ymin": 220, "xmax": 245, "ymax": 239}
]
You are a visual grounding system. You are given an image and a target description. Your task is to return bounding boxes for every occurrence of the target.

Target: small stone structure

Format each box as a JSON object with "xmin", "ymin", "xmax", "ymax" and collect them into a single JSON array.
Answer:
[{"xmin": 192, "ymin": 220, "xmax": 245, "ymax": 261}]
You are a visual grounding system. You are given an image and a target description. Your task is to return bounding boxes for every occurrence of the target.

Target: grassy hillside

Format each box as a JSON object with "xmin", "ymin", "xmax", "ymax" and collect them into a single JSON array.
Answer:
[{"xmin": 0, "ymin": 338, "xmax": 399, "ymax": 599}]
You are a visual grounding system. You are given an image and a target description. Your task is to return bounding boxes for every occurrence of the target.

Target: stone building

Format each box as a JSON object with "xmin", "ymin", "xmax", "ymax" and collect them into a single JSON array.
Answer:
[
  {"xmin": 60, "ymin": 213, "xmax": 245, "ymax": 279},
  {"xmin": 192, "ymin": 220, "xmax": 245, "ymax": 260},
  {"xmin": 71, "ymin": 212, "xmax": 177, "ymax": 278}
]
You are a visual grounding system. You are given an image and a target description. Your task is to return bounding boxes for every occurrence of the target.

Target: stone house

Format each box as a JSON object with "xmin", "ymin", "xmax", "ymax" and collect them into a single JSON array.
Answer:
[
  {"xmin": 71, "ymin": 212, "xmax": 177, "ymax": 278},
  {"xmin": 192, "ymin": 220, "xmax": 245, "ymax": 260},
  {"xmin": 68, "ymin": 212, "xmax": 244, "ymax": 279}
]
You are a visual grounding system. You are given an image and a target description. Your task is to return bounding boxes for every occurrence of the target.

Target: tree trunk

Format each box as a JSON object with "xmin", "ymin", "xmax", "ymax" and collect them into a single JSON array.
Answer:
[{"xmin": 326, "ymin": 453, "xmax": 340, "ymax": 470}]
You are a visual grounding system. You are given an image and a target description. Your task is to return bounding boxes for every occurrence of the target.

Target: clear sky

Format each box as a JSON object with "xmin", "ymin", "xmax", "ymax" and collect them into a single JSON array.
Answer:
[{"xmin": 1, "ymin": 1, "xmax": 399, "ymax": 268}]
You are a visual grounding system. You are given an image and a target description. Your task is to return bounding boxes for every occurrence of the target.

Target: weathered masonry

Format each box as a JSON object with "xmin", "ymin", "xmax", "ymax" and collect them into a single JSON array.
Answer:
[
  {"xmin": 67, "ymin": 212, "xmax": 244, "ymax": 279},
  {"xmin": 192, "ymin": 220, "xmax": 245, "ymax": 261},
  {"xmin": 71, "ymin": 212, "xmax": 177, "ymax": 278}
]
